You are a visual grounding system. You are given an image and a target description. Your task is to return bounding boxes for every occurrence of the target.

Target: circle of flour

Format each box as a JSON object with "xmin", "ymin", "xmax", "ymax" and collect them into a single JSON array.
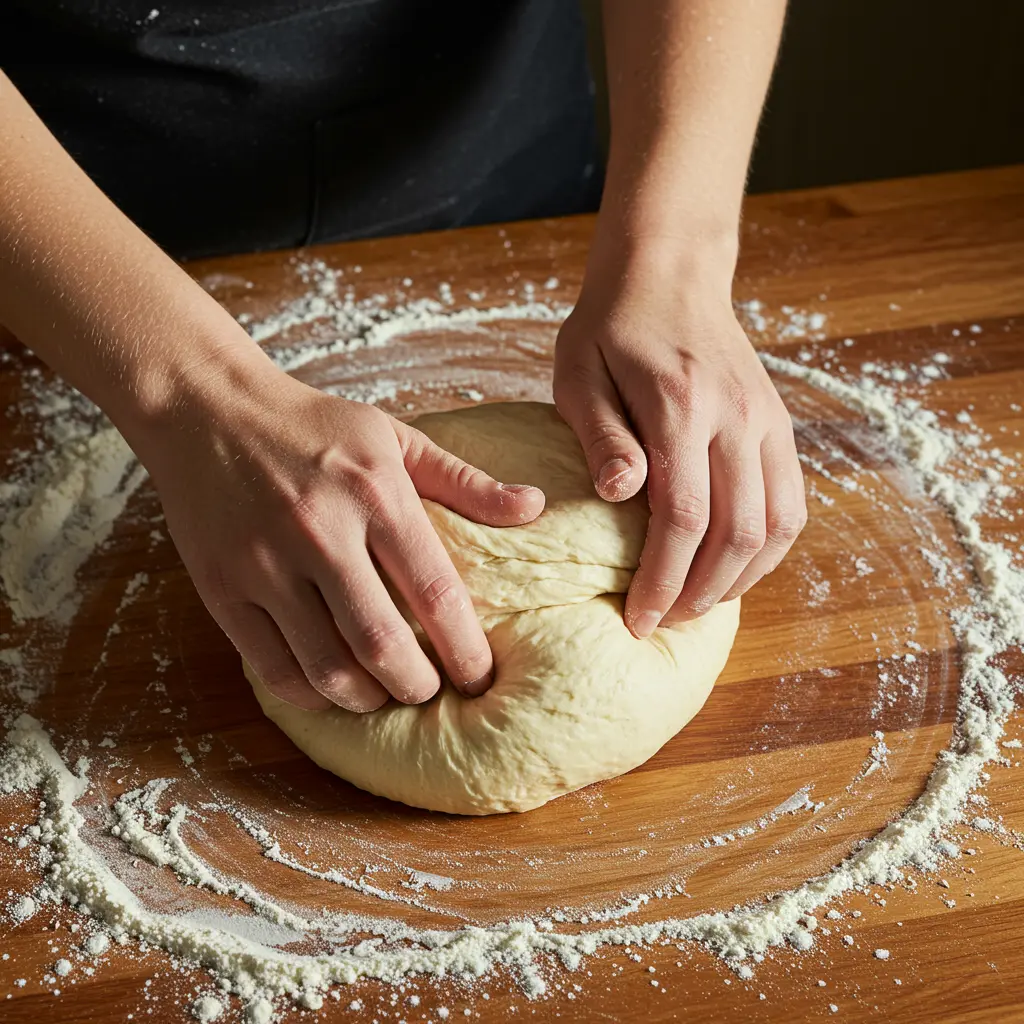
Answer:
[{"xmin": 245, "ymin": 402, "xmax": 740, "ymax": 814}]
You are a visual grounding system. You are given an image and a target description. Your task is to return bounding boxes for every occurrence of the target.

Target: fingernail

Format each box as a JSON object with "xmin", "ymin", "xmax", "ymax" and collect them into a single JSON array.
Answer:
[
  {"xmin": 500, "ymin": 482, "xmax": 539, "ymax": 494},
  {"xmin": 460, "ymin": 670, "xmax": 493, "ymax": 697},
  {"xmin": 598, "ymin": 458, "xmax": 632, "ymax": 495},
  {"xmin": 632, "ymin": 610, "xmax": 662, "ymax": 639}
]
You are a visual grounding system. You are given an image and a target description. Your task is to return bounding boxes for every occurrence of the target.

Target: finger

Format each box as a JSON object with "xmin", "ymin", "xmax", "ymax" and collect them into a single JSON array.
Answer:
[
  {"xmin": 665, "ymin": 431, "xmax": 767, "ymax": 624},
  {"xmin": 721, "ymin": 422, "xmax": 807, "ymax": 601},
  {"xmin": 624, "ymin": 400, "xmax": 712, "ymax": 638},
  {"xmin": 264, "ymin": 580, "xmax": 390, "ymax": 713},
  {"xmin": 369, "ymin": 490, "xmax": 494, "ymax": 698},
  {"xmin": 218, "ymin": 601, "xmax": 334, "ymax": 711},
  {"xmin": 553, "ymin": 344, "xmax": 648, "ymax": 501},
  {"xmin": 397, "ymin": 421, "xmax": 546, "ymax": 527},
  {"xmin": 315, "ymin": 549, "xmax": 442, "ymax": 705}
]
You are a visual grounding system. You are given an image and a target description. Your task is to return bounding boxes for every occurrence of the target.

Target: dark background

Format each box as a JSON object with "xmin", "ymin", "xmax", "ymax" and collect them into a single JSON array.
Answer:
[{"xmin": 582, "ymin": 0, "xmax": 1024, "ymax": 192}]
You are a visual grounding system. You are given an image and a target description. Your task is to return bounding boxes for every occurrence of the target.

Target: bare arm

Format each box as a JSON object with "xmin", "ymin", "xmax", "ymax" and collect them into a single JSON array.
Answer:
[
  {"xmin": 596, "ymin": 0, "xmax": 785, "ymax": 260},
  {"xmin": 556, "ymin": 0, "xmax": 805, "ymax": 636},
  {"xmin": 0, "ymin": 71, "xmax": 543, "ymax": 706},
  {"xmin": 0, "ymin": 71, "xmax": 254, "ymax": 435}
]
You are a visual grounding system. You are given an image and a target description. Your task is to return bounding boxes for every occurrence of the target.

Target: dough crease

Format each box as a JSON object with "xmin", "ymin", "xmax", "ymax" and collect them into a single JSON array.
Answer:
[{"xmin": 246, "ymin": 402, "xmax": 739, "ymax": 814}]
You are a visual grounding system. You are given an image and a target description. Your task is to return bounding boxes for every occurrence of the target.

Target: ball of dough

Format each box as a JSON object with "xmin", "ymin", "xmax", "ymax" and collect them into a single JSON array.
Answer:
[{"xmin": 245, "ymin": 402, "xmax": 739, "ymax": 814}]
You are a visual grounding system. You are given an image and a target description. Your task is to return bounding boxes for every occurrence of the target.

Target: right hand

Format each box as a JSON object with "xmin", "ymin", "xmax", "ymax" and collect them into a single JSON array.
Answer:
[
  {"xmin": 140, "ymin": 360, "xmax": 545, "ymax": 712},
  {"xmin": 0, "ymin": 71, "xmax": 540, "ymax": 709}
]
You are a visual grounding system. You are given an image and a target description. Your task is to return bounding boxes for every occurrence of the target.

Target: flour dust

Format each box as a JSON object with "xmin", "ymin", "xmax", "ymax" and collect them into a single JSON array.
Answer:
[{"xmin": 1, "ymin": 267, "xmax": 1022, "ymax": 1020}]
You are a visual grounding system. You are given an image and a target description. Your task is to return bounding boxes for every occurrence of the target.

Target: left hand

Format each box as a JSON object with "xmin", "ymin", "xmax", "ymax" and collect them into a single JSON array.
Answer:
[{"xmin": 554, "ymin": 245, "xmax": 807, "ymax": 638}]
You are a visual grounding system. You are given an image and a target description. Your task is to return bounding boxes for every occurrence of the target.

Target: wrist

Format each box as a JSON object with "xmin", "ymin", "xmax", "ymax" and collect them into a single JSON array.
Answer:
[
  {"xmin": 580, "ymin": 208, "xmax": 739, "ymax": 311},
  {"xmin": 599, "ymin": 142, "xmax": 742, "ymax": 250},
  {"xmin": 110, "ymin": 318, "xmax": 279, "ymax": 469}
]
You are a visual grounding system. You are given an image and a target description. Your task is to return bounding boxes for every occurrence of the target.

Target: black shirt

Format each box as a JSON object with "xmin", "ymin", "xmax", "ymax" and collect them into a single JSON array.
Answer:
[{"xmin": 2, "ymin": 1, "xmax": 603, "ymax": 258}]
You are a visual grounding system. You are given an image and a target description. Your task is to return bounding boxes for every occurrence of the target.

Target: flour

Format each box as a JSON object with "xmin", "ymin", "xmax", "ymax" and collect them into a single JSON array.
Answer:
[
  {"xmin": 0, "ymin": 385, "xmax": 146, "ymax": 625},
  {"xmin": 735, "ymin": 300, "xmax": 828, "ymax": 341},
  {"xmin": 193, "ymin": 994, "xmax": 226, "ymax": 1021},
  {"xmin": 9, "ymin": 894, "xmax": 37, "ymax": 922},
  {"xmin": 1, "ymin": 278, "xmax": 1022, "ymax": 1018},
  {"xmin": 858, "ymin": 732, "xmax": 890, "ymax": 780},
  {"xmin": 240, "ymin": 259, "xmax": 572, "ymax": 374},
  {"xmin": 84, "ymin": 932, "xmax": 110, "ymax": 956},
  {"xmin": 407, "ymin": 870, "xmax": 457, "ymax": 893}
]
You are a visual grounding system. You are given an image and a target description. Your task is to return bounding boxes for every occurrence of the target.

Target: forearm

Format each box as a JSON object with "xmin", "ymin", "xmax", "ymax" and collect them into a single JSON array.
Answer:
[
  {"xmin": 0, "ymin": 71, "xmax": 266, "ymax": 450},
  {"xmin": 596, "ymin": 0, "xmax": 787, "ymax": 274}
]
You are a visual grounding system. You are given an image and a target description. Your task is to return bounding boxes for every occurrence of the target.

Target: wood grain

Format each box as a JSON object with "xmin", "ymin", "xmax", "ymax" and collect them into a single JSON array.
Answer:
[{"xmin": 1, "ymin": 166, "xmax": 1023, "ymax": 1022}]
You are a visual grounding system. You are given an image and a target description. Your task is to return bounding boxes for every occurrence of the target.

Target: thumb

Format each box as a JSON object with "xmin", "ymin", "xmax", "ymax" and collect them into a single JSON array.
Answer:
[
  {"xmin": 395, "ymin": 421, "xmax": 546, "ymax": 527},
  {"xmin": 553, "ymin": 351, "xmax": 647, "ymax": 502}
]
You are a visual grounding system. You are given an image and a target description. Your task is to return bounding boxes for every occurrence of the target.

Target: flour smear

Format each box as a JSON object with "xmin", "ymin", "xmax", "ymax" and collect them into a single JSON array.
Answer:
[{"xmin": 0, "ymin": 269, "xmax": 1022, "ymax": 1021}]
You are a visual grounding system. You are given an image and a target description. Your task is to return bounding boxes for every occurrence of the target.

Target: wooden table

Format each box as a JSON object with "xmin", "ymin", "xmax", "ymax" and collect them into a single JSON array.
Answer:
[{"xmin": 1, "ymin": 166, "xmax": 1023, "ymax": 1022}]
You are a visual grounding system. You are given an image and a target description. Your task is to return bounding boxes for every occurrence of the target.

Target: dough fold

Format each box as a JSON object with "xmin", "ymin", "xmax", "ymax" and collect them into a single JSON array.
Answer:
[{"xmin": 246, "ymin": 402, "xmax": 739, "ymax": 814}]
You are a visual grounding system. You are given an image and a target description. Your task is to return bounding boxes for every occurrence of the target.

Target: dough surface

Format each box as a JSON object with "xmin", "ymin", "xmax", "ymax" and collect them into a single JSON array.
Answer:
[{"xmin": 245, "ymin": 402, "xmax": 739, "ymax": 814}]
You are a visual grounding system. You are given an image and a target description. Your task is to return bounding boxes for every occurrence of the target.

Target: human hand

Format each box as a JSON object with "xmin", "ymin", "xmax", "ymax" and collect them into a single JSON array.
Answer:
[
  {"xmin": 140, "ymin": 361, "xmax": 545, "ymax": 711},
  {"xmin": 0, "ymin": 69, "xmax": 551, "ymax": 709},
  {"xmin": 554, "ymin": 245, "xmax": 806, "ymax": 637}
]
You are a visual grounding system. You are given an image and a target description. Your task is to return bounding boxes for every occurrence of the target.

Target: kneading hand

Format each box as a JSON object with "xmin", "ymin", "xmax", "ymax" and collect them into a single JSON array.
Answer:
[
  {"xmin": 144, "ymin": 366, "xmax": 545, "ymax": 711},
  {"xmin": 554, "ymin": 255, "xmax": 806, "ymax": 638}
]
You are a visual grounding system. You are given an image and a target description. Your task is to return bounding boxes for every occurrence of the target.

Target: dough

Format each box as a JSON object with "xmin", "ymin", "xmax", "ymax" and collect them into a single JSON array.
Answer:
[{"xmin": 245, "ymin": 402, "xmax": 739, "ymax": 814}]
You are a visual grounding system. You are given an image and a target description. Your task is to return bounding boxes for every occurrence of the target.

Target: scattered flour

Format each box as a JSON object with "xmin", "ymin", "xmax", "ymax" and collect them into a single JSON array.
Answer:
[
  {"xmin": 240, "ymin": 259, "xmax": 572, "ymax": 374},
  {"xmin": 0, "ymin": 385, "xmax": 146, "ymax": 624},
  {"xmin": 10, "ymin": 894, "xmax": 37, "ymax": 922},
  {"xmin": 1, "ymin": 277, "xmax": 1022, "ymax": 1019},
  {"xmin": 406, "ymin": 870, "xmax": 456, "ymax": 893},
  {"xmin": 84, "ymin": 932, "xmax": 110, "ymax": 956},
  {"xmin": 0, "ymin": 423, "xmax": 145, "ymax": 623},
  {"xmin": 192, "ymin": 994, "xmax": 225, "ymax": 1021}
]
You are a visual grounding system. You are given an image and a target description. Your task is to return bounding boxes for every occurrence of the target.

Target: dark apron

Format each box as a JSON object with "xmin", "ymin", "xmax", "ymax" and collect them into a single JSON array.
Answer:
[{"xmin": 1, "ymin": 1, "xmax": 603, "ymax": 259}]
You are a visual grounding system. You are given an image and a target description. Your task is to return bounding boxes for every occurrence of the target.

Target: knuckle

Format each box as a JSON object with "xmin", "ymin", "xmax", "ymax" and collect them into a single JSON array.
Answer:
[
  {"xmin": 313, "ymin": 445, "xmax": 351, "ymax": 478},
  {"xmin": 659, "ymin": 496, "xmax": 710, "ymax": 537},
  {"xmin": 416, "ymin": 572, "xmax": 467, "ymax": 618},
  {"xmin": 584, "ymin": 422, "xmax": 633, "ymax": 461},
  {"xmin": 208, "ymin": 536, "xmax": 281, "ymax": 595},
  {"xmin": 726, "ymin": 384, "xmax": 755, "ymax": 423},
  {"xmin": 450, "ymin": 459, "xmax": 485, "ymax": 492},
  {"xmin": 285, "ymin": 498, "xmax": 344, "ymax": 565},
  {"xmin": 725, "ymin": 516, "xmax": 767, "ymax": 557},
  {"xmin": 653, "ymin": 367, "xmax": 701, "ymax": 415},
  {"xmin": 343, "ymin": 471, "xmax": 393, "ymax": 513},
  {"xmin": 652, "ymin": 366, "xmax": 690, "ymax": 405},
  {"xmin": 195, "ymin": 559, "xmax": 239, "ymax": 607},
  {"xmin": 357, "ymin": 617, "xmax": 408, "ymax": 666},
  {"xmin": 768, "ymin": 508, "xmax": 808, "ymax": 545},
  {"xmin": 644, "ymin": 378, "xmax": 705, "ymax": 444}
]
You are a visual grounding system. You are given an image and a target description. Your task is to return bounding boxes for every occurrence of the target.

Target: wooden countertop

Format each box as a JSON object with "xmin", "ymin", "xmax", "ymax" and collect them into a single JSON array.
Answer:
[{"xmin": 1, "ymin": 165, "xmax": 1023, "ymax": 1023}]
